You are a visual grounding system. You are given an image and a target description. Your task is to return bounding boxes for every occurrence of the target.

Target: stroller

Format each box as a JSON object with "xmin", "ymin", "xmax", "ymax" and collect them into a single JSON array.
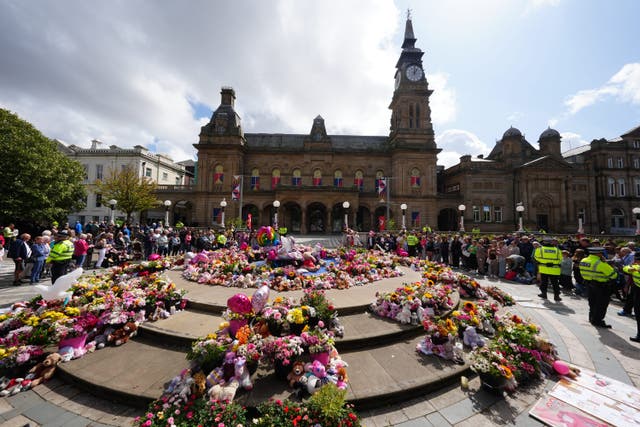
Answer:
[
  {"xmin": 131, "ymin": 240, "xmax": 144, "ymax": 261},
  {"xmin": 101, "ymin": 248, "xmax": 128, "ymax": 267}
]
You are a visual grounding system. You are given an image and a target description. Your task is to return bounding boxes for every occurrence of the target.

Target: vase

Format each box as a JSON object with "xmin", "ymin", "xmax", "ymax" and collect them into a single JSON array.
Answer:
[
  {"xmin": 267, "ymin": 320, "xmax": 283, "ymax": 337},
  {"xmin": 274, "ymin": 359, "xmax": 291, "ymax": 380},
  {"xmin": 247, "ymin": 360, "xmax": 259, "ymax": 375},
  {"xmin": 229, "ymin": 319, "xmax": 248, "ymax": 338},
  {"xmin": 479, "ymin": 373, "xmax": 506, "ymax": 395},
  {"xmin": 59, "ymin": 334, "xmax": 88, "ymax": 350},
  {"xmin": 310, "ymin": 351, "xmax": 330, "ymax": 366}
]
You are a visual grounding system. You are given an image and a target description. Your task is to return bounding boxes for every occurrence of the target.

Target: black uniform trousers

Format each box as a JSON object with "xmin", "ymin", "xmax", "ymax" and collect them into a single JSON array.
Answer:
[
  {"xmin": 633, "ymin": 285, "xmax": 640, "ymax": 338},
  {"xmin": 586, "ymin": 280, "xmax": 611, "ymax": 324},
  {"xmin": 50, "ymin": 260, "xmax": 70, "ymax": 284},
  {"xmin": 539, "ymin": 273, "xmax": 560, "ymax": 298}
]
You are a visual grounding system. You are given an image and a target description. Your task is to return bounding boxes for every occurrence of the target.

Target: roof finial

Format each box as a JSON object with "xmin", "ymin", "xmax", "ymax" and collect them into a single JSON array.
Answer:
[{"xmin": 407, "ymin": 8, "xmax": 412, "ymax": 20}]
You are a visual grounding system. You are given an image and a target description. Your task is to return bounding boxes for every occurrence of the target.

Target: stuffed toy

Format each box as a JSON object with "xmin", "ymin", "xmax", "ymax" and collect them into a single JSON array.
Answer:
[
  {"xmin": 305, "ymin": 360, "xmax": 330, "ymax": 395},
  {"xmin": 287, "ymin": 361, "xmax": 306, "ymax": 388},
  {"xmin": 463, "ymin": 326, "xmax": 485, "ymax": 349},
  {"xmin": 58, "ymin": 346, "xmax": 85, "ymax": 362},
  {"xmin": 395, "ymin": 304, "xmax": 412, "ymax": 324},
  {"xmin": 108, "ymin": 322, "xmax": 138, "ymax": 346},
  {"xmin": 328, "ymin": 315, "xmax": 345, "ymax": 338},
  {"xmin": 481, "ymin": 319, "xmax": 495, "ymax": 336},
  {"xmin": 206, "ymin": 367, "xmax": 225, "ymax": 388},
  {"xmin": 0, "ymin": 377, "xmax": 31, "ymax": 396},
  {"xmin": 335, "ymin": 367, "xmax": 348, "ymax": 390},
  {"xmin": 165, "ymin": 369, "xmax": 194, "ymax": 404},
  {"xmin": 192, "ymin": 371, "xmax": 207, "ymax": 397},
  {"xmin": 25, "ymin": 352, "xmax": 63, "ymax": 388},
  {"xmin": 552, "ymin": 360, "xmax": 580, "ymax": 379},
  {"xmin": 222, "ymin": 351, "xmax": 236, "ymax": 382},
  {"xmin": 208, "ymin": 379, "xmax": 240, "ymax": 402},
  {"xmin": 232, "ymin": 356, "xmax": 253, "ymax": 390}
]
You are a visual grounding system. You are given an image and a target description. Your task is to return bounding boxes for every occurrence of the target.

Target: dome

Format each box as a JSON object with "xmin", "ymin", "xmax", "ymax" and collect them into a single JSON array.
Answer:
[
  {"xmin": 539, "ymin": 127, "xmax": 560, "ymax": 140},
  {"xmin": 502, "ymin": 126, "xmax": 522, "ymax": 139}
]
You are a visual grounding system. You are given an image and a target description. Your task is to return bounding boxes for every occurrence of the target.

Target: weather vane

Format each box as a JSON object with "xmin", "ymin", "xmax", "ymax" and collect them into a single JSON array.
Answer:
[{"xmin": 407, "ymin": 8, "xmax": 412, "ymax": 20}]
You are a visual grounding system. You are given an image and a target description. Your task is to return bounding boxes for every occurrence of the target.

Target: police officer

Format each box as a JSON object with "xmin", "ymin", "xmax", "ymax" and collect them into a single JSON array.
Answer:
[
  {"xmin": 622, "ymin": 252, "xmax": 640, "ymax": 342},
  {"xmin": 46, "ymin": 230, "xmax": 75, "ymax": 284},
  {"xmin": 579, "ymin": 247, "xmax": 617, "ymax": 328},
  {"xmin": 533, "ymin": 238, "xmax": 563, "ymax": 301}
]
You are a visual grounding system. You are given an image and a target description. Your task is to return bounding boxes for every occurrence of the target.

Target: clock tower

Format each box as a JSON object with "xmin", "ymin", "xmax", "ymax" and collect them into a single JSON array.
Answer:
[{"xmin": 388, "ymin": 12, "xmax": 440, "ymax": 222}]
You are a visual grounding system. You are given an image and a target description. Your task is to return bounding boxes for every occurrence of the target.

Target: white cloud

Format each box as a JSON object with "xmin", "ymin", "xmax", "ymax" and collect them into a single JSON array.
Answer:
[
  {"xmin": 436, "ymin": 129, "xmax": 491, "ymax": 168},
  {"xmin": 564, "ymin": 62, "xmax": 640, "ymax": 115},
  {"xmin": 428, "ymin": 73, "xmax": 457, "ymax": 125},
  {"xmin": 507, "ymin": 111, "xmax": 524, "ymax": 123}
]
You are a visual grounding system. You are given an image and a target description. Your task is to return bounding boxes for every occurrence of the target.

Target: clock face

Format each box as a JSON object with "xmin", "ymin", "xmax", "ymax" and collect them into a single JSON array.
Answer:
[
  {"xmin": 406, "ymin": 64, "xmax": 423, "ymax": 82},
  {"xmin": 395, "ymin": 71, "xmax": 401, "ymax": 89}
]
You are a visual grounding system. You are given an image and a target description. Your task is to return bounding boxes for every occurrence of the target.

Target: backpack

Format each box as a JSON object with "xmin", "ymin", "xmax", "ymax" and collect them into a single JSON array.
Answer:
[{"xmin": 7, "ymin": 240, "xmax": 19, "ymax": 259}]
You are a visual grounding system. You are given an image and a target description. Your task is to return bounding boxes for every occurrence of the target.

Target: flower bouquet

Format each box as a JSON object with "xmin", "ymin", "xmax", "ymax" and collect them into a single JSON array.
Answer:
[
  {"xmin": 285, "ymin": 306, "xmax": 316, "ymax": 335},
  {"xmin": 260, "ymin": 335, "xmax": 304, "ymax": 379},
  {"xmin": 301, "ymin": 324, "xmax": 335, "ymax": 365},
  {"xmin": 469, "ymin": 346, "xmax": 518, "ymax": 393},
  {"xmin": 187, "ymin": 333, "xmax": 234, "ymax": 373},
  {"xmin": 260, "ymin": 306, "xmax": 288, "ymax": 337}
]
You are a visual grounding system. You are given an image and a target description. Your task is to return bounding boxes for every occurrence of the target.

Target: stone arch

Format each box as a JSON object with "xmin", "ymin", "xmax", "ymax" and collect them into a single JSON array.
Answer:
[
  {"xmin": 356, "ymin": 205, "xmax": 371, "ymax": 232},
  {"xmin": 243, "ymin": 204, "xmax": 259, "ymax": 229},
  {"xmin": 437, "ymin": 208, "xmax": 458, "ymax": 231},
  {"xmin": 307, "ymin": 202, "xmax": 327, "ymax": 233},
  {"xmin": 282, "ymin": 201, "xmax": 302, "ymax": 233}
]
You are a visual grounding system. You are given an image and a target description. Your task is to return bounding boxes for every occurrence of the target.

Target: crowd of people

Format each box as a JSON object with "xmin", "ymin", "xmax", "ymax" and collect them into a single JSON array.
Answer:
[{"xmin": 1, "ymin": 221, "xmax": 638, "ymax": 342}]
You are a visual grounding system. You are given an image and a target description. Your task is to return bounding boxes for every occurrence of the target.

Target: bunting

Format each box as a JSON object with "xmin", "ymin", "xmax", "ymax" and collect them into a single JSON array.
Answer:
[{"xmin": 232, "ymin": 175, "xmax": 241, "ymax": 201}]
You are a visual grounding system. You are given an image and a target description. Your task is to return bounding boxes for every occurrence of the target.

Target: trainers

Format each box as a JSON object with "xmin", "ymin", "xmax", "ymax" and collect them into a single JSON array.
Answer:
[
  {"xmin": 618, "ymin": 310, "xmax": 631, "ymax": 317},
  {"xmin": 537, "ymin": 293, "xmax": 547, "ymax": 299},
  {"xmin": 630, "ymin": 336, "xmax": 640, "ymax": 343},
  {"xmin": 554, "ymin": 296, "xmax": 562, "ymax": 302}
]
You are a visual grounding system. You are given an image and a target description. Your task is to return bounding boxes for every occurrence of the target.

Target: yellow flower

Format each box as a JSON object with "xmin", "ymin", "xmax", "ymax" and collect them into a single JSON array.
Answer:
[
  {"xmin": 24, "ymin": 316, "xmax": 40, "ymax": 327},
  {"xmin": 0, "ymin": 348, "xmax": 6, "ymax": 357},
  {"xmin": 157, "ymin": 411, "xmax": 164, "ymax": 420},
  {"xmin": 423, "ymin": 293, "xmax": 433, "ymax": 299},
  {"xmin": 452, "ymin": 310, "xmax": 460, "ymax": 317},
  {"xmin": 0, "ymin": 314, "xmax": 9, "ymax": 322},
  {"xmin": 65, "ymin": 307, "xmax": 81, "ymax": 316}
]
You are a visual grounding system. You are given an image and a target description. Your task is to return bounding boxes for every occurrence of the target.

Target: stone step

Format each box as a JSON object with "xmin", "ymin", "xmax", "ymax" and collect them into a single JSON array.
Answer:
[
  {"xmin": 167, "ymin": 265, "xmax": 424, "ymax": 316},
  {"xmin": 57, "ymin": 335, "xmax": 469, "ymax": 411},
  {"xmin": 138, "ymin": 306, "xmax": 450, "ymax": 352}
]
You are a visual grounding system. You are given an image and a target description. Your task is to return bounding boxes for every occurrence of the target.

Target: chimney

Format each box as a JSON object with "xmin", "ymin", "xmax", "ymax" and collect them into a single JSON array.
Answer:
[
  {"xmin": 221, "ymin": 87, "xmax": 236, "ymax": 108},
  {"xmin": 91, "ymin": 139, "xmax": 103, "ymax": 149}
]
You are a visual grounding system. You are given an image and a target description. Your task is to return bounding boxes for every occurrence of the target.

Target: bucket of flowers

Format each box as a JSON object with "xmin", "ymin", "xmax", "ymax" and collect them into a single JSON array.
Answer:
[
  {"xmin": 301, "ymin": 323, "xmax": 335, "ymax": 366},
  {"xmin": 187, "ymin": 332, "xmax": 234, "ymax": 373},
  {"xmin": 260, "ymin": 335, "xmax": 304, "ymax": 380},
  {"xmin": 299, "ymin": 289, "xmax": 336, "ymax": 326},
  {"xmin": 469, "ymin": 345, "xmax": 518, "ymax": 394},
  {"xmin": 285, "ymin": 305, "xmax": 316, "ymax": 336},
  {"xmin": 260, "ymin": 306, "xmax": 289, "ymax": 337},
  {"xmin": 234, "ymin": 325, "xmax": 262, "ymax": 375}
]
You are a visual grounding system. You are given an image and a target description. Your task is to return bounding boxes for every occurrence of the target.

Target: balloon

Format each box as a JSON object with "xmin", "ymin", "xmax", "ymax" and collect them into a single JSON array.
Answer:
[
  {"xmin": 148, "ymin": 253, "xmax": 161, "ymax": 261},
  {"xmin": 552, "ymin": 360, "xmax": 570, "ymax": 376},
  {"xmin": 257, "ymin": 226, "xmax": 277, "ymax": 247},
  {"xmin": 35, "ymin": 268, "xmax": 83, "ymax": 301},
  {"xmin": 251, "ymin": 285, "xmax": 270, "ymax": 314},
  {"xmin": 227, "ymin": 293, "xmax": 253, "ymax": 314}
]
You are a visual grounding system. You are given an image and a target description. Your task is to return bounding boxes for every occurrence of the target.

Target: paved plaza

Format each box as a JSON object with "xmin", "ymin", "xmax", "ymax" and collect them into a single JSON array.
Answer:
[{"xmin": 0, "ymin": 254, "xmax": 638, "ymax": 426}]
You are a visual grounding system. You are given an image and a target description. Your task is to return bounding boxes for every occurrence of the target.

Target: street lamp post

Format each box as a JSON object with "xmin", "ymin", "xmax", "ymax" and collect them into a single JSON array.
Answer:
[
  {"xmin": 273, "ymin": 200, "xmax": 280, "ymax": 230},
  {"xmin": 108, "ymin": 199, "xmax": 117, "ymax": 225},
  {"xmin": 220, "ymin": 198, "xmax": 227, "ymax": 229},
  {"xmin": 400, "ymin": 203, "xmax": 407, "ymax": 230},
  {"xmin": 458, "ymin": 204, "xmax": 466, "ymax": 232},
  {"xmin": 516, "ymin": 203, "xmax": 525, "ymax": 232},
  {"xmin": 163, "ymin": 200, "xmax": 172, "ymax": 227},
  {"xmin": 342, "ymin": 201, "xmax": 350, "ymax": 230},
  {"xmin": 633, "ymin": 207, "xmax": 640, "ymax": 235},
  {"xmin": 578, "ymin": 215, "xmax": 584, "ymax": 234}
]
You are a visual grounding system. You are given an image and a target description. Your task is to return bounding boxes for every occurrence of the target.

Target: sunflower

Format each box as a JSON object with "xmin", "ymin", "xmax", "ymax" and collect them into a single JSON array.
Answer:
[{"xmin": 463, "ymin": 301, "xmax": 476, "ymax": 312}]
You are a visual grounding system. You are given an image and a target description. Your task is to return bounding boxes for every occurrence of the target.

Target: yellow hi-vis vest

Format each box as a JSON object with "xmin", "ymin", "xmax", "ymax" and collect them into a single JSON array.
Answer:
[
  {"xmin": 579, "ymin": 255, "xmax": 616, "ymax": 283},
  {"xmin": 533, "ymin": 246, "xmax": 562, "ymax": 275},
  {"xmin": 623, "ymin": 264, "xmax": 640, "ymax": 288},
  {"xmin": 46, "ymin": 240, "xmax": 74, "ymax": 263}
]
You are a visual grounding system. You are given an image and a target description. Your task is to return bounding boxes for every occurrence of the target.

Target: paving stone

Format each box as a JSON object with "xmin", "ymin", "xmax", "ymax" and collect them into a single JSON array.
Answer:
[
  {"xmin": 399, "ymin": 395, "xmax": 436, "ymax": 419},
  {"xmin": 36, "ymin": 383, "xmax": 82, "ymax": 405},
  {"xmin": 42, "ymin": 409, "xmax": 85, "ymax": 427},
  {"xmin": 394, "ymin": 416, "xmax": 431, "ymax": 427},
  {"xmin": 438, "ymin": 389, "xmax": 502, "ymax": 426},
  {"xmin": 453, "ymin": 412, "xmax": 503, "ymax": 427},
  {"xmin": 425, "ymin": 411, "xmax": 452, "ymax": 426},
  {"xmin": 367, "ymin": 408, "xmax": 408, "ymax": 427},
  {"xmin": 22, "ymin": 401, "xmax": 67, "ymax": 424},
  {"xmin": 425, "ymin": 382, "xmax": 465, "ymax": 411},
  {"xmin": 6, "ymin": 390, "xmax": 45, "ymax": 412},
  {"xmin": 2, "ymin": 414, "xmax": 41, "ymax": 427},
  {"xmin": 0, "ymin": 397, "xmax": 13, "ymax": 415}
]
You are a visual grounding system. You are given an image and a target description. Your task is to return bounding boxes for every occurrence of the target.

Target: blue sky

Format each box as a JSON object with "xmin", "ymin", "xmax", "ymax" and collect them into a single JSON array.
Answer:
[{"xmin": 0, "ymin": 0, "xmax": 638, "ymax": 167}]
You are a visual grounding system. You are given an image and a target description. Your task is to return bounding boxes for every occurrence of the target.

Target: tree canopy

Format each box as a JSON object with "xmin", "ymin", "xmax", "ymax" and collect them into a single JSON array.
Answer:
[
  {"xmin": 94, "ymin": 164, "xmax": 158, "ymax": 222},
  {"xmin": 0, "ymin": 108, "xmax": 85, "ymax": 225}
]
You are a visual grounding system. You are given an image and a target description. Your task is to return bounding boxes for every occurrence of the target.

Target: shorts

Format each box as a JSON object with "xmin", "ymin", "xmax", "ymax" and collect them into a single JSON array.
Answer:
[{"xmin": 14, "ymin": 259, "xmax": 25, "ymax": 272}]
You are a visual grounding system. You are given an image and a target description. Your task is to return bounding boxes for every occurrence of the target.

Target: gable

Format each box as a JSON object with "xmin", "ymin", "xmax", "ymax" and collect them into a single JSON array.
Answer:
[{"xmin": 518, "ymin": 156, "xmax": 573, "ymax": 170}]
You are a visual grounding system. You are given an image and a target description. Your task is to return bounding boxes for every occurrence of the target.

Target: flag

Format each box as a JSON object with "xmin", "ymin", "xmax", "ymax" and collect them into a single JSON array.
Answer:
[
  {"xmin": 377, "ymin": 178, "xmax": 387, "ymax": 196},
  {"xmin": 312, "ymin": 176, "xmax": 322, "ymax": 186},
  {"xmin": 213, "ymin": 208, "xmax": 221, "ymax": 224},
  {"xmin": 251, "ymin": 176, "xmax": 260, "ymax": 190},
  {"xmin": 213, "ymin": 171, "xmax": 223, "ymax": 184},
  {"xmin": 271, "ymin": 175, "xmax": 280, "ymax": 189},
  {"xmin": 354, "ymin": 176, "xmax": 363, "ymax": 191},
  {"xmin": 410, "ymin": 175, "xmax": 420, "ymax": 187},
  {"xmin": 378, "ymin": 216, "xmax": 386, "ymax": 231},
  {"xmin": 247, "ymin": 213, "xmax": 252, "ymax": 230},
  {"xmin": 411, "ymin": 211, "xmax": 420, "ymax": 227},
  {"xmin": 232, "ymin": 175, "xmax": 241, "ymax": 201}
]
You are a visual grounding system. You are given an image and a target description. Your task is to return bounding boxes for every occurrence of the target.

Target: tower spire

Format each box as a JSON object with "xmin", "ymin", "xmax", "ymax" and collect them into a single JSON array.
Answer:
[{"xmin": 402, "ymin": 10, "xmax": 417, "ymax": 49}]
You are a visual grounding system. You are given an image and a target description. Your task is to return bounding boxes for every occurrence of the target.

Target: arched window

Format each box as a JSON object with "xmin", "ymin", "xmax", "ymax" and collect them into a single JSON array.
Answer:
[
  {"xmin": 213, "ymin": 164, "xmax": 224, "ymax": 185},
  {"xmin": 611, "ymin": 208, "xmax": 625, "ymax": 228},
  {"xmin": 292, "ymin": 168, "xmax": 302, "ymax": 187},
  {"xmin": 415, "ymin": 104, "xmax": 420, "ymax": 128},
  {"xmin": 375, "ymin": 170, "xmax": 385, "ymax": 194},
  {"xmin": 410, "ymin": 168, "xmax": 421, "ymax": 188},
  {"xmin": 312, "ymin": 169, "xmax": 322, "ymax": 186},
  {"xmin": 354, "ymin": 170, "xmax": 364, "ymax": 191},
  {"xmin": 334, "ymin": 170, "xmax": 343, "ymax": 188},
  {"xmin": 618, "ymin": 178, "xmax": 626, "ymax": 197},
  {"xmin": 250, "ymin": 168, "xmax": 260, "ymax": 191},
  {"xmin": 608, "ymin": 177, "xmax": 615, "ymax": 196},
  {"xmin": 271, "ymin": 168, "xmax": 281, "ymax": 190}
]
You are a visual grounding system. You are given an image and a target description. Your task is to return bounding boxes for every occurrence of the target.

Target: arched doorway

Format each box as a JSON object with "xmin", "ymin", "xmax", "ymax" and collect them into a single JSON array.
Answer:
[
  {"xmin": 356, "ymin": 206, "xmax": 371, "ymax": 232},
  {"xmin": 331, "ymin": 203, "xmax": 345, "ymax": 232},
  {"xmin": 307, "ymin": 203, "xmax": 327, "ymax": 233},
  {"xmin": 438, "ymin": 208, "xmax": 458, "ymax": 231},
  {"xmin": 283, "ymin": 202, "xmax": 302, "ymax": 233},
  {"xmin": 173, "ymin": 200, "xmax": 193, "ymax": 225},
  {"xmin": 243, "ymin": 204, "xmax": 259, "ymax": 230},
  {"xmin": 611, "ymin": 208, "xmax": 625, "ymax": 229},
  {"xmin": 374, "ymin": 206, "xmax": 388, "ymax": 231}
]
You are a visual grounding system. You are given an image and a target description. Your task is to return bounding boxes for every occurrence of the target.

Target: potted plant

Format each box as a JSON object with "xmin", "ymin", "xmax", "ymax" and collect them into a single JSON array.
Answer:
[
  {"xmin": 260, "ymin": 335, "xmax": 304, "ymax": 379},
  {"xmin": 187, "ymin": 333, "xmax": 233, "ymax": 373},
  {"xmin": 301, "ymin": 324, "xmax": 335, "ymax": 365}
]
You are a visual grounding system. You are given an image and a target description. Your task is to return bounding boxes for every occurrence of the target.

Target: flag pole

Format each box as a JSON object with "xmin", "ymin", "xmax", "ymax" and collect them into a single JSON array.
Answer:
[{"xmin": 239, "ymin": 175, "xmax": 244, "ymax": 228}]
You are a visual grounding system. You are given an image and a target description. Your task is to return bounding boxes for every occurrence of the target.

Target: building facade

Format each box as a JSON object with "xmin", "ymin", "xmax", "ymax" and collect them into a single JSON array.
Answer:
[{"xmin": 60, "ymin": 140, "xmax": 188, "ymax": 225}]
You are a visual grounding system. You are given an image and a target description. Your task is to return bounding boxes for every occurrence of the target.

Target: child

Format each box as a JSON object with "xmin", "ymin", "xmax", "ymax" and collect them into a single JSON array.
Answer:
[{"xmin": 560, "ymin": 250, "xmax": 573, "ymax": 293}]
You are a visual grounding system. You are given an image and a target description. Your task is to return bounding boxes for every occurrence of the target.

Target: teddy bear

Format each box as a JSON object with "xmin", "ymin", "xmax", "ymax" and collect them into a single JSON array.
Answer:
[
  {"xmin": 232, "ymin": 356, "xmax": 253, "ymax": 391},
  {"xmin": 208, "ymin": 379, "xmax": 240, "ymax": 402},
  {"xmin": 463, "ymin": 326, "xmax": 485, "ymax": 349},
  {"xmin": 165, "ymin": 369, "xmax": 194, "ymax": 404},
  {"xmin": 191, "ymin": 371, "xmax": 207, "ymax": 397},
  {"xmin": 335, "ymin": 367, "xmax": 348, "ymax": 390},
  {"xmin": 305, "ymin": 360, "xmax": 330, "ymax": 395},
  {"xmin": 395, "ymin": 304, "xmax": 412, "ymax": 324},
  {"xmin": 25, "ymin": 352, "xmax": 63, "ymax": 388},
  {"xmin": 108, "ymin": 321, "xmax": 138, "ymax": 346},
  {"xmin": 222, "ymin": 351, "xmax": 236, "ymax": 382},
  {"xmin": 287, "ymin": 361, "xmax": 306, "ymax": 388}
]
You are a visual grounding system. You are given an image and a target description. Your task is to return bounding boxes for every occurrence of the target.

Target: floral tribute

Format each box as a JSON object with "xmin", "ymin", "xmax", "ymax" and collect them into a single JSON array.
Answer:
[
  {"xmin": 142, "ymin": 286, "xmax": 360, "ymax": 427},
  {"xmin": 181, "ymin": 246, "xmax": 404, "ymax": 291},
  {"xmin": 0, "ymin": 259, "xmax": 185, "ymax": 390}
]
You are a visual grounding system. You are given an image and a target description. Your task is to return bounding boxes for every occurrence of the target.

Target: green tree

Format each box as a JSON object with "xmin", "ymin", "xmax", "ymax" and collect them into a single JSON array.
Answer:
[
  {"xmin": 0, "ymin": 109, "xmax": 85, "ymax": 224},
  {"xmin": 94, "ymin": 164, "xmax": 158, "ymax": 223}
]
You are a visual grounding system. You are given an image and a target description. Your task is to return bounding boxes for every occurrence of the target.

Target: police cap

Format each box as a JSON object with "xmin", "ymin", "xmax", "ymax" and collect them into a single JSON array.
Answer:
[{"xmin": 587, "ymin": 247, "xmax": 606, "ymax": 255}]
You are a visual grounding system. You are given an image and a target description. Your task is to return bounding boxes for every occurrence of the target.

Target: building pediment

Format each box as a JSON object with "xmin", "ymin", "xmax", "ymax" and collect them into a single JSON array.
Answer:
[
  {"xmin": 621, "ymin": 124, "xmax": 640, "ymax": 139},
  {"xmin": 517, "ymin": 155, "xmax": 572, "ymax": 170}
]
